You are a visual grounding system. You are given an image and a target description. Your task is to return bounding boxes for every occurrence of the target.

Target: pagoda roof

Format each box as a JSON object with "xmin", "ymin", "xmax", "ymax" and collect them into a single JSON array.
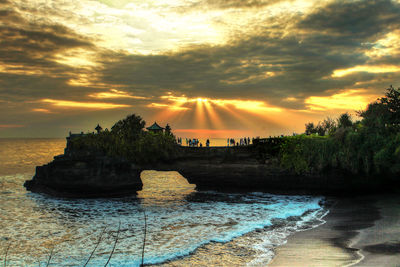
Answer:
[{"xmin": 146, "ymin": 122, "xmax": 164, "ymax": 130}]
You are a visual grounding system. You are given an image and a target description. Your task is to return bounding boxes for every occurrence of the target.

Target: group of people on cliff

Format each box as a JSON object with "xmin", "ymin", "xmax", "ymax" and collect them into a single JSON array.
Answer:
[
  {"xmin": 176, "ymin": 137, "xmax": 253, "ymax": 147},
  {"xmin": 182, "ymin": 138, "xmax": 211, "ymax": 147},
  {"xmin": 227, "ymin": 137, "xmax": 251, "ymax": 146}
]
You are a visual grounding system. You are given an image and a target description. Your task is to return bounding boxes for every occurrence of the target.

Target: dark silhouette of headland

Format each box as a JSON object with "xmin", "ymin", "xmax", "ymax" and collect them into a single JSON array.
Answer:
[{"xmin": 24, "ymin": 86, "xmax": 400, "ymax": 197}]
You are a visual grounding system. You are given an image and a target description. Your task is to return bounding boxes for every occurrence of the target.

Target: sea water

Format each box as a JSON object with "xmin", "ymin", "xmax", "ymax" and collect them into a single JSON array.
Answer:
[{"xmin": 0, "ymin": 139, "xmax": 327, "ymax": 266}]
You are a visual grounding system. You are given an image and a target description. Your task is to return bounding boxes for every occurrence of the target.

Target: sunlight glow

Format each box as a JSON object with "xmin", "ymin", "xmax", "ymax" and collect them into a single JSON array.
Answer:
[
  {"xmin": 147, "ymin": 103, "xmax": 190, "ymax": 111},
  {"xmin": 197, "ymin": 98, "xmax": 208, "ymax": 103},
  {"xmin": 67, "ymin": 73, "xmax": 100, "ymax": 87},
  {"xmin": 203, "ymin": 100, "xmax": 225, "ymax": 129},
  {"xmin": 41, "ymin": 99, "xmax": 131, "ymax": 109},
  {"xmin": 149, "ymin": 94, "xmax": 283, "ymax": 131},
  {"xmin": 67, "ymin": 73, "xmax": 123, "ymax": 89},
  {"xmin": 53, "ymin": 49, "xmax": 99, "ymax": 68},
  {"xmin": 284, "ymin": 97, "xmax": 298, "ymax": 102},
  {"xmin": 12, "ymin": 0, "xmax": 317, "ymax": 54},
  {"xmin": 332, "ymin": 65, "xmax": 400, "ymax": 77},
  {"xmin": 88, "ymin": 89, "xmax": 148, "ymax": 99},
  {"xmin": 32, "ymin": 108, "xmax": 54, "ymax": 113},
  {"xmin": 366, "ymin": 31, "xmax": 400, "ymax": 58},
  {"xmin": 159, "ymin": 95, "xmax": 282, "ymax": 113},
  {"xmin": 305, "ymin": 90, "xmax": 377, "ymax": 111},
  {"xmin": 0, "ymin": 64, "xmax": 47, "ymax": 76},
  {"xmin": 220, "ymin": 100, "xmax": 282, "ymax": 113},
  {"xmin": 174, "ymin": 129, "xmax": 250, "ymax": 138},
  {"xmin": 195, "ymin": 98, "xmax": 207, "ymax": 128}
]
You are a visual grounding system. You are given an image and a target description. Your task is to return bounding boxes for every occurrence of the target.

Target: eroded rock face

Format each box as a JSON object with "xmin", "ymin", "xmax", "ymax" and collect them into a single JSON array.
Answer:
[
  {"xmin": 24, "ymin": 155, "xmax": 143, "ymax": 198},
  {"xmin": 149, "ymin": 161, "xmax": 355, "ymax": 195},
  {"xmin": 24, "ymin": 143, "xmax": 387, "ymax": 198}
]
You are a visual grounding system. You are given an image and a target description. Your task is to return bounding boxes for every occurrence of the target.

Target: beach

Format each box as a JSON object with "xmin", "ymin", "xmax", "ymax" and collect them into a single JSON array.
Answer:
[{"xmin": 270, "ymin": 195, "xmax": 400, "ymax": 267}]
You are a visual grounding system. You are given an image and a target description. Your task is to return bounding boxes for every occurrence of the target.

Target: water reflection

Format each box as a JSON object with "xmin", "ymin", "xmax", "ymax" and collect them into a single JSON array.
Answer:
[
  {"xmin": 2, "ymin": 167, "xmax": 325, "ymax": 266},
  {"xmin": 2, "ymin": 171, "xmax": 197, "ymax": 265},
  {"xmin": 138, "ymin": 170, "xmax": 196, "ymax": 207}
]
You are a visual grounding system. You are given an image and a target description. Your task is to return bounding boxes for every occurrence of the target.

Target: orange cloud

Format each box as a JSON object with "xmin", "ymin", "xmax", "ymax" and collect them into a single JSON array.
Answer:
[
  {"xmin": 332, "ymin": 65, "xmax": 400, "ymax": 77},
  {"xmin": 53, "ymin": 48, "xmax": 99, "ymax": 68},
  {"xmin": 305, "ymin": 90, "xmax": 378, "ymax": 111},
  {"xmin": 284, "ymin": 97, "xmax": 298, "ymax": 102},
  {"xmin": 88, "ymin": 89, "xmax": 148, "ymax": 99},
  {"xmin": 0, "ymin": 64, "xmax": 47, "ymax": 76},
  {"xmin": 32, "ymin": 108, "xmax": 54, "ymax": 113},
  {"xmin": 41, "ymin": 99, "xmax": 131, "ymax": 109}
]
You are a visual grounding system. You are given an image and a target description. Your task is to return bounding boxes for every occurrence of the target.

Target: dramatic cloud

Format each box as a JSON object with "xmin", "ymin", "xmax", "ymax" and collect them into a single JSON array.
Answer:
[
  {"xmin": 185, "ymin": 0, "xmax": 293, "ymax": 9},
  {"xmin": 1, "ymin": 0, "xmax": 400, "ymax": 137},
  {"xmin": 299, "ymin": 0, "xmax": 400, "ymax": 40}
]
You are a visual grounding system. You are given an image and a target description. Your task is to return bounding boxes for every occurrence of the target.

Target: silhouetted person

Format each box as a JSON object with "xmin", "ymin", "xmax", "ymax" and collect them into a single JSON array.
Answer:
[{"xmin": 95, "ymin": 124, "xmax": 102, "ymax": 134}]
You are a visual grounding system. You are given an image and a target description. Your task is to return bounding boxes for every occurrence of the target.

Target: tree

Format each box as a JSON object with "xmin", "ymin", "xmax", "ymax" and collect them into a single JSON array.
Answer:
[
  {"xmin": 111, "ymin": 114, "xmax": 145, "ymax": 140},
  {"xmin": 380, "ymin": 85, "xmax": 400, "ymax": 117},
  {"xmin": 321, "ymin": 117, "xmax": 337, "ymax": 135},
  {"xmin": 315, "ymin": 123, "xmax": 325, "ymax": 136},
  {"xmin": 358, "ymin": 85, "xmax": 400, "ymax": 129},
  {"xmin": 359, "ymin": 102, "xmax": 391, "ymax": 129},
  {"xmin": 305, "ymin": 122, "xmax": 317, "ymax": 135},
  {"xmin": 337, "ymin": 112, "xmax": 353, "ymax": 128}
]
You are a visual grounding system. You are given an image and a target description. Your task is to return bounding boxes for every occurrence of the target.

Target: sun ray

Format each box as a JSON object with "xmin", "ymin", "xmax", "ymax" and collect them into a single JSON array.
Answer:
[
  {"xmin": 150, "ymin": 103, "xmax": 190, "ymax": 125},
  {"xmin": 194, "ymin": 98, "xmax": 207, "ymax": 129},
  {"xmin": 213, "ymin": 101, "xmax": 253, "ymax": 129},
  {"xmin": 203, "ymin": 100, "xmax": 225, "ymax": 129}
]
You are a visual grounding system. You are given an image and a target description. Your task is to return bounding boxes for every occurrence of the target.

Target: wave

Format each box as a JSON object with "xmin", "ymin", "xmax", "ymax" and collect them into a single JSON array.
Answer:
[{"xmin": 1, "ymin": 172, "xmax": 326, "ymax": 266}]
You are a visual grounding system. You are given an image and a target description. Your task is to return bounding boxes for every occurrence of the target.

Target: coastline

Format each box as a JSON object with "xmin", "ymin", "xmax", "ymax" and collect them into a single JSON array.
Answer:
[{"xmin": 269, "ymin": 195, "xmax": 400, "ymax": 267}]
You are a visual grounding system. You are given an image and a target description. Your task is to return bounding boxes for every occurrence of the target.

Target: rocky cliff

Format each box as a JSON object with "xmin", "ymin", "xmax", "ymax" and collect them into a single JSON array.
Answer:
[
  {"xmin": 24, "ymin": 154, "xmax": 143, "ymax": 197},
  {"xmin": 24, "ymin": 142, "xmax": 386, "ymax": 197}
]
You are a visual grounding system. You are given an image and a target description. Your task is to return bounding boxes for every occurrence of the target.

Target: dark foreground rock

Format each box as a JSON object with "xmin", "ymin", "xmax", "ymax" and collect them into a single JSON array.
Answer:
[
  {"xmin": 24, "ymin": 155, "xmax": 143, "ymax": 198},
  {"xmin": 24, "ymin": 144, "xmax": 396, "ymax": 198},
  {"xmin": 151, "ymin": 162, "xmax": 386, "ymax": 196}
]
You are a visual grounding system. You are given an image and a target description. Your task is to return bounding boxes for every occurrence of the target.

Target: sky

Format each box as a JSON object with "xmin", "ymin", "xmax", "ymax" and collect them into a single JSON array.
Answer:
[{"xmin": 1, "ymin": 0, "xmax": 400, "ymax": 138}]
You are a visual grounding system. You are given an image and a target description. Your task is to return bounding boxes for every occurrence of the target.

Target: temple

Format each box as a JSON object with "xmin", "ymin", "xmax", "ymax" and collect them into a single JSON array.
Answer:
[{"xmin": 146, "ymin": 122, "xmax": 165, "ymax": 133}]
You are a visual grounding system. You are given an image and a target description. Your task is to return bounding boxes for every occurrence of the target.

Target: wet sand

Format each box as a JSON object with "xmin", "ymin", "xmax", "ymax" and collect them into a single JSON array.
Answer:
[
  {"xmin": 352, "ymin": 195, "xmax": 400, "ymax": 266},
  {"xmin": 153, "ymin": 195, "xmax": 400, "ymax": 267},
  {"xmin": 270, "ymin": 195, "xmax": 400, "ymax": 267}
]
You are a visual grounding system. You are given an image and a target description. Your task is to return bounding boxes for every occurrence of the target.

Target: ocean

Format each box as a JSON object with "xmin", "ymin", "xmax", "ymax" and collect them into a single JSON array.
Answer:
[{"xmin": 0, "ymin": 138, "xmax": 328, "ymax": 266}]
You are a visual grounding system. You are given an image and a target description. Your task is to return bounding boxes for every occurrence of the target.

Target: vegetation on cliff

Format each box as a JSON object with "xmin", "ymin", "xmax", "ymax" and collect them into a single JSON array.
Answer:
[
  {"xmin": 69, "ymin": 86, "xmax": 400, "ymax": 180},
  {"xmin": 279, "ymin": 86, "xmax": 400, "ymax": 178},
  {"xmin": 68, "ymin": 114, "xmax": 178, "ymax": 164}
]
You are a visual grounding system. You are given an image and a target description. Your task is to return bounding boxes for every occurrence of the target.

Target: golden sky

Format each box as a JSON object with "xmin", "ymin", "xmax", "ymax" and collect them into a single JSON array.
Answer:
[{"xmin": 1, "ymin": 0, "xmax": 399, "ymax": 137}]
